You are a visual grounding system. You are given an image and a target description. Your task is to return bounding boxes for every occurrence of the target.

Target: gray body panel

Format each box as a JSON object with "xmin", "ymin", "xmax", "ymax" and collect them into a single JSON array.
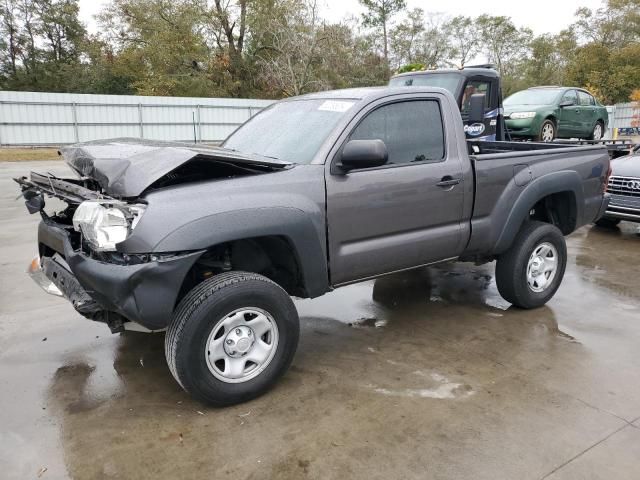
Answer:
[
  {"xmin": 120, "ymin": 165, "xmax": 329, "ymax": 297},
  {"xmin": 324, "ymin": 91, "xmax": 473, "ymax": 284},
  {"xmin": 466, "ymin": 146, "xmax": 609, "ymax": 255}
]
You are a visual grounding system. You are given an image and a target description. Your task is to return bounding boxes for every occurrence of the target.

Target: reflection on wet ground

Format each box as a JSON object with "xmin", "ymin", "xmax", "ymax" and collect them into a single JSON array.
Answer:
[{"xmin": 2, "ymin": 163, "xmax": 640, "ymax": 479}]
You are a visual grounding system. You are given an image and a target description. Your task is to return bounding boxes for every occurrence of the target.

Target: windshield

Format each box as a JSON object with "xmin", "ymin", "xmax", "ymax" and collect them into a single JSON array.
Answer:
[
  {"xmin": 388, "ymin": 73, "xmax": 462, "ymax": 97},
  {"xmin": 223, "ymin": 99, "xmax": 356, "ymax": 164},
  {"xmin": 504, "ymin": 89, "xmax": 562, "ymax": 106}
]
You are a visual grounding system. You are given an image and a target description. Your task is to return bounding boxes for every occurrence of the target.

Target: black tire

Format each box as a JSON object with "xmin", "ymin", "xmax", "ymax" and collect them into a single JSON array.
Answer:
[
  {"xmin": 595, "ymin": 217, "xmax": 620, "ymax": 228},
  {"xmin": 588, "ymin": 121, "xmax": 605, "ymax": 141},
  {"xmin": 495, "ymin": 221, "xmax": 567, "ymax": 309},
  {"xmin": 165, "ymin": 271, "xmax": 299, "ymax": 406},
  {"xmin": 536, "ymin": 119, "xmax": 556, "ymax": 142}
]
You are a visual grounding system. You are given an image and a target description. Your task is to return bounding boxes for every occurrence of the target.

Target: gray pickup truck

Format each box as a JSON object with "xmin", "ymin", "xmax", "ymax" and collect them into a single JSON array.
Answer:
[{"xmin": 16, "ymin": 87, "xmax": 610, "ymax": 406}]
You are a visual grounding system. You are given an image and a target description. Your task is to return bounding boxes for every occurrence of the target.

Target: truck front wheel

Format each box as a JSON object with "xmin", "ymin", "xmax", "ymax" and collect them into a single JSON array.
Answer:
[
  {"xmin": 165, "ymin": 271, "xmax": 299, "ymax": 406},
  {"xmin": 495, "ymin": 221, "xmax": 567, "ymax": 309}
]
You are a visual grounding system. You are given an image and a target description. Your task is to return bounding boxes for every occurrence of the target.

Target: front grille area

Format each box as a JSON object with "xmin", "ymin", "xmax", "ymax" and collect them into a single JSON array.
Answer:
[{"xmin": 607, "ymin": 176, "xmax": 640, "ymax": 198}]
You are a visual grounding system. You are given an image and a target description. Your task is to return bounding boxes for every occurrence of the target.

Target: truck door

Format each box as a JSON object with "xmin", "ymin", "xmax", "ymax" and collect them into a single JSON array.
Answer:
[
  {"xmin": 325, "ymin": 95, "xmax": 470, "ymax": 285},
  {"xmin": 460, "ymin": 75, "xmax": 500, "ymax": 141}
]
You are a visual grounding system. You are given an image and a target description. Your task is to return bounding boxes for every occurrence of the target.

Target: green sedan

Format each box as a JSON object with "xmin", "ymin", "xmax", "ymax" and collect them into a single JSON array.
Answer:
[{"xmin": 504, "ymin": 87, "xmax": 609, "ymax": 142}]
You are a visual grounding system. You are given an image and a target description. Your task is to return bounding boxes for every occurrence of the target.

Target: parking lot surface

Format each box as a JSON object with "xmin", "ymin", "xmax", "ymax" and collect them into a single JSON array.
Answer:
[{"xmin": 2, "ymin": 161, "xmax": 640, "ymax": 480}]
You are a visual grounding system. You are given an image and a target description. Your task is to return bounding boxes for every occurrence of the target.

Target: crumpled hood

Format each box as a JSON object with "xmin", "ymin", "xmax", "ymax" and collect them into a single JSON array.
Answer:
[
  {"xmin": 611, "ymin": 153, "xmax": 640, "ymax": 178},
  {"xmin": 61, "ymin": 138, "xmax": 291, "ymax": 198}
]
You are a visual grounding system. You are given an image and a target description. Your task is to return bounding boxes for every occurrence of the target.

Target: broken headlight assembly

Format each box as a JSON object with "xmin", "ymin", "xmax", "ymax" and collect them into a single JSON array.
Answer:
[{"xmin": 72, "ymin": 200, "xmax": 146, "ymax": 251}]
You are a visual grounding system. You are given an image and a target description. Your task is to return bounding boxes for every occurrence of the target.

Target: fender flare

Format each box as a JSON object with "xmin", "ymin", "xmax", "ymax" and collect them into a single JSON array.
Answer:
[
  {"xmin": 493, "ymin": 171, "xmax": 584, "ymax": 254},
  {"xmin": 153, "ymin": 207, "xmax": 329, "ymax": 298}
]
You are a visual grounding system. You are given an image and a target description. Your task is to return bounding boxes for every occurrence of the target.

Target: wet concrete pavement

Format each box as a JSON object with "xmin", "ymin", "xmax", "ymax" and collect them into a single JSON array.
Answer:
[{"xmin": 1, "ymin": 161, "xmax": 640, "ymax": 479}]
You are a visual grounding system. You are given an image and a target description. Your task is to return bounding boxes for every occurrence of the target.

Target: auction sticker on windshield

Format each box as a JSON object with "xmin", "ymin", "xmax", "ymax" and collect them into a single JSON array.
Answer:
[{"xmin": 318, "ymin": 100, "xmax": 355, "ymax": 112}]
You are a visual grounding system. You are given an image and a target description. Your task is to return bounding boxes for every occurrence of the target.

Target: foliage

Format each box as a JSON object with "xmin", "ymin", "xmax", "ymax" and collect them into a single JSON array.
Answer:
[
  {"xmin": 0, "ymin": 0, "xmax": 638, "ymax": 103},
  {"xmin": 396, "ymin": 63, "xmax": 425, "ymax": 74},
  {"xmin": 359, "ymin": 0, "xmax": 406, "ymax": 66},
  {"xmin": 445, "ymin": 15, "xmax": 481, "ymax": 68}
]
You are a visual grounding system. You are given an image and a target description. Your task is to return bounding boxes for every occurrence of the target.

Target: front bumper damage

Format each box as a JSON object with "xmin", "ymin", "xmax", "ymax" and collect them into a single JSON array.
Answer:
[{"xmin": 32, "ymin": 219, "xmax": 203, "ymax": 332}]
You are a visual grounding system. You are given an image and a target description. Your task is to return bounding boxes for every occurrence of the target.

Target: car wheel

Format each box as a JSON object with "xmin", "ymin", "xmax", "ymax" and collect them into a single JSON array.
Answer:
[
  {"xmin": 537, "ymin": 119, "xmax": 556, "ymax": 142},
  {"xmin": 165, "ymin": 271, "xmax": 299, "ymax": 406},
  {"xmin": 595, "ymin": 217, "xmax": 620, "ymax": 228},
  {"xmin": 495, "ymin": 221, "xmax": 567, "ymax": 309},
  {"xmin": 589, "ymin": 121, "xmax": 605, "ymax": 141}
]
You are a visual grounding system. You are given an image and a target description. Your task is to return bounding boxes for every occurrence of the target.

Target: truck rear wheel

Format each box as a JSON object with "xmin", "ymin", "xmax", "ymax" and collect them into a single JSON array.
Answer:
[
  {"xmin": 495, "ymin": 221, "xmax": 567, "ymax": 309},
  {"xmin": 165, "ymin": 271, "xmax": 299, "ymax": 406}
]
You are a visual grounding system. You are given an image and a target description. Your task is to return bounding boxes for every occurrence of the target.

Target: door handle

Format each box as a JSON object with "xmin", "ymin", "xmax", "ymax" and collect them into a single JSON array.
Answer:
[{"xmin": 436, "ymin": 176, "xmax": 461, "ymax": 187}]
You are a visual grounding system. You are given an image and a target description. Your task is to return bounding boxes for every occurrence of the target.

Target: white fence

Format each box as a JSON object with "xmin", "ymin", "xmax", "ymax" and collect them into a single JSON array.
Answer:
[
  {"xmin": 2, "ymin": 90, "xmax": 637, "ymax": 145},
  {"xmin": 610, "ymin": 102, "xmax": 640, "ymax": 137},
  {"xmin": 0, "ymin": 91, "xmax": 274, "ymax": 146}
]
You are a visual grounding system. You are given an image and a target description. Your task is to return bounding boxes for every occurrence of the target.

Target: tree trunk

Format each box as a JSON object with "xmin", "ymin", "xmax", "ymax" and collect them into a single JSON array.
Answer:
[{"xmin": 382, "ymin": 20, "xmax": 388, "ymax": 64}]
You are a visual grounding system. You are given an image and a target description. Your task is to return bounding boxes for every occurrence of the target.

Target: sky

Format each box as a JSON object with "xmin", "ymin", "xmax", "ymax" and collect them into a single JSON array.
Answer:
[{"xmin": 79, "ymin": 0, "xmax": 605, "ymax": 36}]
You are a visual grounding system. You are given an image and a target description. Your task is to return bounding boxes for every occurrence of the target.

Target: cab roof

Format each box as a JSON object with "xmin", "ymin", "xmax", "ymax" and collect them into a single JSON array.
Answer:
[
  {"xmin": 285, "ymin": 86, "xmax": 455, "ymax": 103},
  {"xmin": 391, "ymin": 67, "xmax": 500, "ymax": 79}
]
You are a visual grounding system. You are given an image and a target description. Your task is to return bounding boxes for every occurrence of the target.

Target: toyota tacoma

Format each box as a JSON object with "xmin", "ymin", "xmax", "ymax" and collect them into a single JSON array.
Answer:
[{"xmin": 16, "ymin": 87, "xmax": 610, "ymax": 406}]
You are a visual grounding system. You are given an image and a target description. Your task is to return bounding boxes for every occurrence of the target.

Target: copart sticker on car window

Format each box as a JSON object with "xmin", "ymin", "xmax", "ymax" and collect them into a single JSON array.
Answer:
[{"xmin": 318, "ymin": 101, "xmax": 355, "ymax": 112}]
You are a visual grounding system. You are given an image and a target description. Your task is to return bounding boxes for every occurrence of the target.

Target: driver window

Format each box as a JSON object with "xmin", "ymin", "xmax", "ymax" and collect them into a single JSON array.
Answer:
[
  {"xmin": 561, "ymin": 90, "xmax": 578, "ymax": 105},
  {"xmin": 349, "ymin": 100, "xmax": 445, "ymax": 165},
  {"xmin": 462, "ymin": 80, "xmax": 491, "ymax": 113}
]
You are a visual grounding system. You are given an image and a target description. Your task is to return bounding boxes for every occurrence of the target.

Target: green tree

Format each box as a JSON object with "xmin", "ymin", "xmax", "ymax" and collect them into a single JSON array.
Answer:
[
  {"xmin": 97, "ymin": 0, "xmax": 212, "ymax": 96},
  {"xmin": 389, "ymin": 8, "xmax": 424, "ymax": 69},
  {"xmin": 254, "ymin": 0, "xmax": 328, "ymax": 96},
  {"xmin": 565, "ymin": 43, "xmax": 640, "ymax": 103},
  {"xmin": 476, "ymin": 15, "xmax": 532, "ymax": 95},
  {"xmin": 522, "ymin": 31, "xmax": 576, "ymax": 87},
  {"xmin": 413, "ymin": 12, "xmax": 453, "ymax": 69},
  {"xmin": 446, "ymin": 15, "xmax": 480, "ymax": 67},
  {"xmin": 574, "ymin": 0, "xmax": 640, "ymax": 47},
  {"xmin": 359, "ymin": 0, "xmax": 406, "ymax": 68},
  {"xmin": 0, "ymin": 0, "xmax": 91, "ymax": 91}
]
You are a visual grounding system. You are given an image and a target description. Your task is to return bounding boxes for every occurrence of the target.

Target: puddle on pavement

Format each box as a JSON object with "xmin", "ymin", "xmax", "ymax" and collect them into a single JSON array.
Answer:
[
  {"xmin": 348, "ymin": 317, "xmax": 387, "ymax": 328},
  {"xmin": 295, "ymin": 263, "xmax": 512, "ymax": 331},
  {"xmin": 368, "ymin": 370, "xmax": 474, "ymax": 400},
  {"xmin": 573, "ymin": 224, "xmax": 640, "ymax": 300}
]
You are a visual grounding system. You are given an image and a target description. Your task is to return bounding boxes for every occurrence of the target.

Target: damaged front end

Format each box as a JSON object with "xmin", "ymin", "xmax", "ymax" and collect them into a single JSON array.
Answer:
[
  {"xmin": 14, "ymin": 139, "xmax": 290, "ymax": 333},
  {"xmin": 16, "ymin": 172, "xmax": 202, "ymax": 333}
]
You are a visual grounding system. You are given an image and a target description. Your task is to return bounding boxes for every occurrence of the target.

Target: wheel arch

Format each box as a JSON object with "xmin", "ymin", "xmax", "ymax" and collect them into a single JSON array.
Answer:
[
  {"xmin": 493, "ymin": 171, "xmax": 584, "ymax": 254},
  {"xmin": 160, "ymin": 207, "xmax": 330, "ymax": 307}
]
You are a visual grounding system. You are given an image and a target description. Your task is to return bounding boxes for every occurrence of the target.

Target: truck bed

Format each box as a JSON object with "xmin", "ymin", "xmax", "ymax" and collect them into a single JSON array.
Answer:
[
  {"xmin": 463, "ymin": 140, "xmax": 610, "ymax": 255},
  {"xmin": 470, "ymin": 139, "xmax": 637, "ymax": 159}
]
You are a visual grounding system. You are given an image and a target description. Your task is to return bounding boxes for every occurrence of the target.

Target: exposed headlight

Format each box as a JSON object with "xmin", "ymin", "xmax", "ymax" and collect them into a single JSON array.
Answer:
[
  {"xmin": 73, "ymin": 200, "xmax": 146, "ymax": 251},
  {"xmin": 510, "ymin": 111, "xmax": 537, "ymax": 119}
]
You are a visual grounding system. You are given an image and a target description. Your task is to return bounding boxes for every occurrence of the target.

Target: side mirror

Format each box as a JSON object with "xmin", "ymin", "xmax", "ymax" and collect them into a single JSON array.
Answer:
[
  {"xmin": 340, "ymin": 139, "xmax": 388, "ymax": 171},
  {"xmin": 468, "ymin": 93, "xmax": 486, "ymax": 124},
  {"xmin": 559, "ymin": 100, "xmax": 574, "ymax": 108}
]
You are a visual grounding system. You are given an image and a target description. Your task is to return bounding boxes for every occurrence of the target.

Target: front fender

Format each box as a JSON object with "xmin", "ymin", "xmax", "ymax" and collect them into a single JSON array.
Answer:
[{"xmin": 153, "ymin": 207, "xmax": 329, "ymax": 298}]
